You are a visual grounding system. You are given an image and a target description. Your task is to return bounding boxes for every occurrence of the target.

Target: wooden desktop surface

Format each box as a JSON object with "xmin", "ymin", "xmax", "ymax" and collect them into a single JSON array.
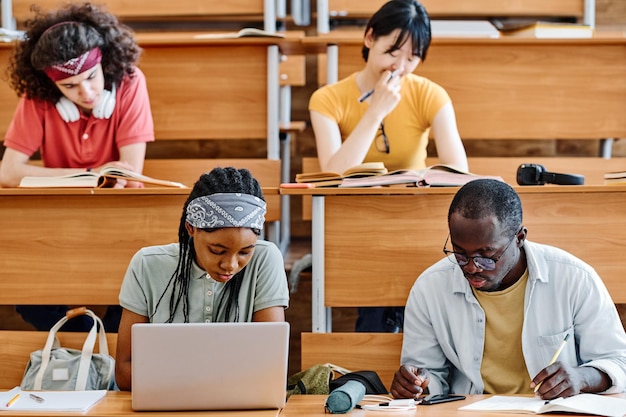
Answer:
[
  {"xmin": 325, "ymin": 0, "xmax": 588, "ymax": 18},
  {"xmin": 282, "ymin": 184, "xmax": 626, "ymax": 331},
  {"xmin": 281, "ymin": 394, "xmax": 626, "ymax": 417},
  {"xmin": 2, "ymin": 392, "xmax": 624, "ymax": 417},
  {"xmin": 0, "ymin": 187, "xmax": 277, "ymax": 306},
  {"xmin": 303, "ymin": 32, "xmax": 626, "ymax": 141},
  {"xmin": 0, "ymin": 391, "xmax": 280, "ymax": 417}
]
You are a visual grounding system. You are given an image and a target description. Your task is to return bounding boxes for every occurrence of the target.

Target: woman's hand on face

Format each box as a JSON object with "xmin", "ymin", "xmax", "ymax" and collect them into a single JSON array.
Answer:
[{"xmin": 368, "ymin": 70, "xmax": 402, "ymax": 117}]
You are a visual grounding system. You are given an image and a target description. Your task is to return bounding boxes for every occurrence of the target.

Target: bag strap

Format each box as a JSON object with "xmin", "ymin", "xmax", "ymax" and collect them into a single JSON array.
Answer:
[{"xmin": 33, "ymin": 307, "xmax": 108, "ymax": 390}]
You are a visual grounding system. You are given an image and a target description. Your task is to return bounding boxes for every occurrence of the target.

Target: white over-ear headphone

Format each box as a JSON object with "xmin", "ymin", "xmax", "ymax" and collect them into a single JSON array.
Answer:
[{"xmin": 55, "ymin": 84, "xmax": 116, "ymax": 122}]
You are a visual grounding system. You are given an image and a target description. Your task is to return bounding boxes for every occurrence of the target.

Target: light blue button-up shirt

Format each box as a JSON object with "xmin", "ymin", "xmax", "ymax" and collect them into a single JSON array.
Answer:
[{"xmin": 401, "ymin": 240, "xmax": 626, "ymax": 395}]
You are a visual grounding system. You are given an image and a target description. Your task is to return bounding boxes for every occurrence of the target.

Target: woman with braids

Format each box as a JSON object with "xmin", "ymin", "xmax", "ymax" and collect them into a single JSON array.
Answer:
[
  {"xmin": 114, "ymin": 167, "xmax": 290, "ymax": 391},
  {"xmin": 2, "ymin": 2, "xmax": 154, "ymax": 333},
  {"xmin": 0, "ymin": 2, "xmax": 154, "ymax": 188}
]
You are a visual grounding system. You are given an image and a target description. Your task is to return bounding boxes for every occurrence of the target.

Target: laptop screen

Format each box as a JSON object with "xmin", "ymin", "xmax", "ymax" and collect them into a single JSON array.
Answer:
[{"xmin": 131, "ymin": 322, "xmax": 289, "ymax": 411}]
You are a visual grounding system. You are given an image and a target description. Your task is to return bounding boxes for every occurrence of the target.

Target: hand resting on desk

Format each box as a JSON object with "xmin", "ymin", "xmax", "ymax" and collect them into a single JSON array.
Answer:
[{"xmin": 390, "ymin": 365, "xmax": 430, "ymax": 399}]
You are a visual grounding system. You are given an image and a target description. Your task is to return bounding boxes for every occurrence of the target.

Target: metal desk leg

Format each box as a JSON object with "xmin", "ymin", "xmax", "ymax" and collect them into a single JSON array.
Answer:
[{"xmin": 311, "ymin": 195, "xmax": 330, "ymax": 332}]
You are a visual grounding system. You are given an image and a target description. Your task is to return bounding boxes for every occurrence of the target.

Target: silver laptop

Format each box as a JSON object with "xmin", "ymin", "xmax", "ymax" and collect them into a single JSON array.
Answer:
[{"xmin": 131, "ymin": 322, "xmax": 289, "ymax": 411}]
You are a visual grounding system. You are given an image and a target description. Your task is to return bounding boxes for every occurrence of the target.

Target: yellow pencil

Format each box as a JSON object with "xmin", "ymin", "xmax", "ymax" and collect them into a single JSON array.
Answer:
[
  {"xmin": 534, "ymin": 333, "xmax": 570, "ymax": 393},
  {"xmin": 5, "ymin": 393, "xmax": 20, "ymax": 408}
]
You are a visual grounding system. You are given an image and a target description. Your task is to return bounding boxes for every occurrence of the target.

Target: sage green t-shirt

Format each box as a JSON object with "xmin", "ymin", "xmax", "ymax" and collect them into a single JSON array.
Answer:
[{"xmin": 119, "ymin": 240, "xmax": 289, "ymax": 323}]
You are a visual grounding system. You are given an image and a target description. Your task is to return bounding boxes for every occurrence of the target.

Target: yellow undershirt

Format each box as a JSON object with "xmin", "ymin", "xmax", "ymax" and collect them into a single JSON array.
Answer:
[{"xmin": 472, "ymin": 269, "xmax": 533, "ymax": 394}]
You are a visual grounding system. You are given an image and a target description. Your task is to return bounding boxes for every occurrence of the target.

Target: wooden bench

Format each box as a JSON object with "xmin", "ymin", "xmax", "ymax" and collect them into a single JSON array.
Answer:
[
  {"xmin": 8, "ymin": 0, "xmax": 286, "ymax": 31},
  {"xmin": 0, "ymin": 158, "xmax": 281, "ymax": 306},
  {"xmin": 301, "ymin": 332, "xmax": 401, "ymax": 390}
]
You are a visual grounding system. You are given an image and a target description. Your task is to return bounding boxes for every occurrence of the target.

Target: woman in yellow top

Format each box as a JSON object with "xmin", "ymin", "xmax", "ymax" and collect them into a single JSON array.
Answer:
[{"xmin": 309, "ymin": 0, "xmax": 468, "ymax": 174}]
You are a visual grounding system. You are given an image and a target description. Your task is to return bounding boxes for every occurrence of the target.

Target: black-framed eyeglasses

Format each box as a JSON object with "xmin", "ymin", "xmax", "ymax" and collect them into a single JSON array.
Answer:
[
  {"xmin": 375, "ymin": 121, "xmax": 390, "ymax": 154},
  {"xmin": 442, "ymin": 228, "xmax": 521, "ymax": 271}
]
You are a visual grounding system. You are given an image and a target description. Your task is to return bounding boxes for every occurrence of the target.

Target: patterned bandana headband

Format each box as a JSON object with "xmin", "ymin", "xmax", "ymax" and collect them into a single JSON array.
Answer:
[
  {"xmin": 43, "ymin": 47, "xmax": 102, "ymax": 82},
  {"xmin": 186, "ymin": 193, "xmax": 266, "ymax": 230}
]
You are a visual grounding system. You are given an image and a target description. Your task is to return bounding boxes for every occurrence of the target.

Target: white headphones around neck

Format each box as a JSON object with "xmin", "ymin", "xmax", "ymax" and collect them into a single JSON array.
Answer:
[{"xmin": 55, "ymin": 84, "xmax": 116, "ymax": 122}]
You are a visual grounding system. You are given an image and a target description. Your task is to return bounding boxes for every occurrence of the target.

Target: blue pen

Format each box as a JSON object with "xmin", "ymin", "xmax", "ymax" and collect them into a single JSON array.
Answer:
[{"xmin": 358, "ymin": 70, "xmax": 400, "ymax": 102}]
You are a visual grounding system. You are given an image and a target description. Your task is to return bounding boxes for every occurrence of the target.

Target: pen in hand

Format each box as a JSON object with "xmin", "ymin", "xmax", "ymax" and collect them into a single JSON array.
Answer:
[
  {"xmin": 358, "ymin": 69, "xmax": 400, "ymax": 102},
  {"xmin": 534, "ymin": 333, "xmax": 570, "ymax": 393}
]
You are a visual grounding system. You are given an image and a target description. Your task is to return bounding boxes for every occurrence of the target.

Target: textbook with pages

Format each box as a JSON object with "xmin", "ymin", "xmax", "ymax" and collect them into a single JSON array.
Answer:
[
  {"xmin": 295, "ymin": 162, "xmax": 388, "ymax": 187},
  {"xmin": 603, "ymin": 170, "xmax": 626, "ymax": 185},
  {"xmin": 458, "ymin": 394, "xmax": 626, "ymax": 417},
  {"xmin": 194, "ymin": 28, "xmax": 285, "ymax": 39},
  {"xmin": 338, "ymin": 164, "xmax": 503, "ymax": 188},
  {"xmin": 18, "ymin": 166, "xmax": 187, "ymax": 189}
]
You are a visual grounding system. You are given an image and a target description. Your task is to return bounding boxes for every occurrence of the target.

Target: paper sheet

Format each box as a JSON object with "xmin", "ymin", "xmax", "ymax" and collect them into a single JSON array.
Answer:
[{"xmin": 0, "ymin": 387, "xmax": 106, "ymax": 412}]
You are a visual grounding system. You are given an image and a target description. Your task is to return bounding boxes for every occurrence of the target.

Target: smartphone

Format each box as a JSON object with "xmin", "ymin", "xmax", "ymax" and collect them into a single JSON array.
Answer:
[{"xmin": 419, "ymin": 394, "xmax": 466, "ymax": 405}]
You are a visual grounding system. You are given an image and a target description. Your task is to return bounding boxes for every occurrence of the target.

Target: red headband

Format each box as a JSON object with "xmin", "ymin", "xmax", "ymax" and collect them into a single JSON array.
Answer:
[{"xmin": 43, "ymin": 47, "xmax": 102, "ymax": 82}]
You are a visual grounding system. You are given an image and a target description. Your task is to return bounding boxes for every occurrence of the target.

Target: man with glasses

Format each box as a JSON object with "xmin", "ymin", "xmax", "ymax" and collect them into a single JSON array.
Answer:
[{"xmin": 391, "ymin": 179, "xmax": 626, "ymax": 400}]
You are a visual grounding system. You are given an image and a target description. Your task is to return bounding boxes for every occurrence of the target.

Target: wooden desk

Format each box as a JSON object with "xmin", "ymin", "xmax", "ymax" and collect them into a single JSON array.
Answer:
[
  {"xmin": 281, "ymin": 185, "xmax": 626, "ymax": 332},
  {"xmin": 0, "ymin": 391, "xmax": 280, "ymax": 417},
  {"xmin": 316, "ymin": 0, "xmax": 592, "ymax": 33},
  {"xmin": 303, "ymin": 32, "xmax": 626, "ymax": 156},
  {"xmin": 0, "ymin": 187, "xmax": 278, "ymax": 306},
  {"xmin": 7, "ymin": 0, "xmax": 291, "ymax": 35},
  {"xmin": 282, "ymin": 394, "xmax": 626, "ymax": 417},
  {"xmin": 134, "ymin": 31, "xmax": 303, "ymax": 157}
]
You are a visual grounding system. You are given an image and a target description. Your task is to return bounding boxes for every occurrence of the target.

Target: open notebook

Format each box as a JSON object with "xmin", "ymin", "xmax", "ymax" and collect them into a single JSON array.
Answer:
[{"xmin": 131, "ymin": 322, "xmax": 289, "ymax": 411}]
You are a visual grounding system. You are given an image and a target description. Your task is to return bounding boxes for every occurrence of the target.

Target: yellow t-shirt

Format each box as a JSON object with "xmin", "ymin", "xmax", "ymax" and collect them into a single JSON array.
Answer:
[
  {"xmin": 308, "ymin": 72, "xmax": 451, "ymax": 171},
  {"xmin": 472, "ymin": 269, "xmax": 533, "ymax": 394}
]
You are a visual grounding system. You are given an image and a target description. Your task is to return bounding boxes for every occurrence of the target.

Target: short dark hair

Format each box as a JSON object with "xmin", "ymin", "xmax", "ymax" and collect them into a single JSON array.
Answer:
[
  {"xmin": 362, "ymin": 0, "xmax": 431, "ymax": 62},
  {"xmin": 448, "ymin": 179, "xmax": 523, "ymax": 237}
]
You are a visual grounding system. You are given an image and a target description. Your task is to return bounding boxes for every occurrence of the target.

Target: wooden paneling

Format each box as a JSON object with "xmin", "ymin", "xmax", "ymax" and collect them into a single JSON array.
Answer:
[
  {"xmin": 138, "ymin": 42, "xmax": 267, "ymax": 140},
  {"xmin": 301, "ymin": 332, "xmax": 402, "ymax": 390},
  {"xmin": 320, "ymin": 186, "xmax": 626, "ymax": 306},
  {"xmin": 327, "ymin": 0, "xmax": 585, "ymax": 18},
  {"xmin": 11, "ymin": 0, "xmax": 266, "ymax": 23}
]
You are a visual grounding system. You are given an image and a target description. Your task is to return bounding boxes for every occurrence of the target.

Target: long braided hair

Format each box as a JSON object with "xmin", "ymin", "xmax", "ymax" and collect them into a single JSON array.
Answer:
[{"xmin": 152, "ymin": 167, "xmax": 265, "ymax": 323}]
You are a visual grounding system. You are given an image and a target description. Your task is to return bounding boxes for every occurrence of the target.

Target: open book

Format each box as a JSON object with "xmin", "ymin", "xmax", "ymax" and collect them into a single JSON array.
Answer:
[
  {"xmin": 0, "ymin": 387, "xmax": 106, "ymax": 412},
  {"xmin": 18, "ymin": 166, "xmax": 187, "ymax": 189},
  {"xmin": 194, "ymin": 28, "xmax": 285, "ymax": 40},
  {"xmin": 295, "ymin": 162, "xmax": 388, "ymax": 187},
  {"xmin": 604, "ymin": 170, "xmax": 626, "ymax": 185},
  {"xmin": 339, "ymin": 164, "xmax": 503, "ymax": 188},
  {"xmin": 458, "ymin": 394, "xmax": 626, "ymax": 417}
]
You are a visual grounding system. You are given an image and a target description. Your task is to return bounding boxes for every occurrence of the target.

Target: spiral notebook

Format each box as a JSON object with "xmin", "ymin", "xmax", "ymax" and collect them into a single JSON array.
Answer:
[{"xmin": 131, "ymin": 322, "xmax": 290, "ymax": 411}]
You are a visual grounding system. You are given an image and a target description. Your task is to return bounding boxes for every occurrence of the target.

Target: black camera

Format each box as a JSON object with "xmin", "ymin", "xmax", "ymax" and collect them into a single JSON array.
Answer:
[{"xmin": 516, "ymin": 164, "xmax": 584, "ymax": 186}]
